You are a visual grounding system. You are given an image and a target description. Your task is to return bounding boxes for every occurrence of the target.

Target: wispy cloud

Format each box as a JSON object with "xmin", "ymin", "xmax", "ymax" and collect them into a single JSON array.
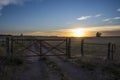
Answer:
[
  {"xmin": 69, "ymin": 25, "xmax": 120, "ymax": 32},
  {"xmin": 95, "ymin": 14, "xmax": 102, "ymax": 17},
  {"xmin": 77, "ymin": 16, "xmax": 91, "ymax": 20},
  {"xmin": 113, "ymin": 17, "xmax": 120, "ymax": 20},
  {"xmin": 24, "ymin": 30, "xmax": 71, "ymax": 37},
  {"xmin": 103, "ymin": 16, "xmax": 120, "ymax": 22},
  {"xmin": 117, "ymin": 8, "xmax": 120, "ymax": 12},
  {"xmin": 85, "ymin": 25, "xmax": 120, "ymax": 31},
  {"xmin": 77, "ymin": 14, "xmax": 102, "ymax": 21},
  {"xmin": 0, "ymin": 0, "xmax": 31, "ymax": 16},
  {"xmin": 103, "ymin": 18, "xmax": 111, "ymax": 22}
]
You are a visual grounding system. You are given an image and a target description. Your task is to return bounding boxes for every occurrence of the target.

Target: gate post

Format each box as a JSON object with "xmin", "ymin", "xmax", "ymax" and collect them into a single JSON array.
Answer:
[
  {"xmin": 6, "ymin": 37, "xmax": 11, "ymax": 59},
  {"xmin": 66, "ymin": 38, "xmax": 71, "ymax": 58},
  {"xmin": 107, "ymin": 42, "xmax": 111, "ymax": 60},
  {"xmin": 11, "ymin": 36, "xmax": 14, "ymax": 56},
  {"xmin": 67, "ymin": 38, "xmax": 71, "ymax": 58},
  {"xmin": 111, "ymin": 43, "xmax": 116, "ymax": 60},
  {"xmin": 66, "ymin": 38, "xmax": 68, "ymax": 57},
  {"xmin": 40, "ymin": 40, "xmax": 42, "ymax": 55},
  {"xmin": 81, "ymin": 39, "xmax": 84, "ymax": 56}
]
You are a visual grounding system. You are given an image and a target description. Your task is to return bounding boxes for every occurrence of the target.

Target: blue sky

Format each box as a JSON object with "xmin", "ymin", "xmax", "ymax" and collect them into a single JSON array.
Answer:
[{"xmin": 0, "ymin": 0, "xmax": 120, "ymax": 36}]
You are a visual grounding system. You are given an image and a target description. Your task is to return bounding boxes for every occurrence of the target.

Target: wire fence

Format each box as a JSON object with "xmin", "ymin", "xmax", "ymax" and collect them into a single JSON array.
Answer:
[
  {"xmin": 0, "ymin": 36, "xmax": 120, "ymax": 63},
  {"xmin": 71, "ymin": 38, "xmax": 120, "ymax": 63}
]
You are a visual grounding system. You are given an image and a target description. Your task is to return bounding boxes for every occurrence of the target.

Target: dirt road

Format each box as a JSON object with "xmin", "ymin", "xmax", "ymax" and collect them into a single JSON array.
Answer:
[
  {"xmin": 13, "ymin": 45, "xmax": 47, "ymax": 80},
  {"xmin": 44, "ymin": 47, "xmax": 111, "ymax": 80},
  {"xmin": 13, "ymin": 45, "xmax": 62, "ymax": 80},
  {"xmin": 12, "ymin": 45, "xmax": 111, "ymax": 80}
]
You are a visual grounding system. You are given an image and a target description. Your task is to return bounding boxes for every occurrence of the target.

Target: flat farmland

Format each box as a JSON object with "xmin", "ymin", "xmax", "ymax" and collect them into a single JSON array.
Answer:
[
  {"xmin": 0, "ymin": 36, "xmax": 120, "ymax": 80},
  {"xmin": 32, "ymin": 36, "xmax": 120, "ymax": 62},
  {"xmin": 71, "ymin": 37, "xmax": 120, "ymax": 63},
  {"xmin": 0, "ymin": 36, "xmax": 120, "ymax": 62}
]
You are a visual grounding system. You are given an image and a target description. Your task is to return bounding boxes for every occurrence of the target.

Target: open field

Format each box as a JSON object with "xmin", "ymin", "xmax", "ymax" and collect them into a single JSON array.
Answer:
[
  {"xmin": 0, "ymin": 36, "xmax": 120, "ymax": 80},
  {"xmin": 0, "ymin": 36, "xmax": 120, "ymax": 62},
  {"xmin": 40, "ymin": 36, "xmax": 120, "ymax": 63},
  {"xmin": 70, "ymin": 37, "xmax": 120, "ymax": 62}
]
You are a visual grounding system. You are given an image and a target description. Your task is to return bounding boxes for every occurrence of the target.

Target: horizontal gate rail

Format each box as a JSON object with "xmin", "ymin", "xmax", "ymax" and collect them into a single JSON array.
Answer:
[
  {"xmin": 18, "ymin": 54, "xmax": 65, "ymax": 57},
  {"xmin": 12, "ymin": 38, "xmax": 66, "ymax": 41}
]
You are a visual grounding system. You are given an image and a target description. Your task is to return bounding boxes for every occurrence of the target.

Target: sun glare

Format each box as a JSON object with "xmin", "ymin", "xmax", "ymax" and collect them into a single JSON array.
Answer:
[{"xmin": 72, "ymin": 28, "xmax": 85, "ymax": 37}]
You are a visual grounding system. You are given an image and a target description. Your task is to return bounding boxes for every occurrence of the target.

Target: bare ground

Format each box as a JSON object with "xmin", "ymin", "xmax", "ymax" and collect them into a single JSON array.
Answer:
[
  {"xmin": 12, "ymin": 46, "xmax": 62, "ymax": 80},
  {"xmin": 10, "ymin": 45, "xmax": 114, "ymax": 80},
  {"xmin": 46, "ymin": 51, "xmax": 112, "ymax": 80}
]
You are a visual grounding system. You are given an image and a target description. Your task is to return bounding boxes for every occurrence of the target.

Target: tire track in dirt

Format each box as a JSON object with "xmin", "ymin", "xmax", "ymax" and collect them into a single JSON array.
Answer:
[
  {"xmin": 44, "ymin": 47, "xmax": 109, "ymax": 80},
  {"xmin": 13, "ymin": 44, "xmax": 63, "ymax": 80},
  {"xmin": 47, "ymin": 55, "xmax": 92, "ymax": 80},
  {"xmin": 13, "ymin": 45, "xmax": 47, "ymax": 80}
]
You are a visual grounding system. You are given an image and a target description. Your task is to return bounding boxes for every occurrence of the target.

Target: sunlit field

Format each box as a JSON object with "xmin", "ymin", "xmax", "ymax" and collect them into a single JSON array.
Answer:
[
  {"xmin": 0, "ymin": 36, "xmax": 120, "ymax": 63},
  {"xmin": 71, "ymin": 37, "xmax": 120, "ymax": 63},
  {"xmin": 26, "ymin": 36, "xmax": 120, "ymax": 63},
  {"xmin": 0, "ymin": 36, "xmax": 120, "ymax": 80}
]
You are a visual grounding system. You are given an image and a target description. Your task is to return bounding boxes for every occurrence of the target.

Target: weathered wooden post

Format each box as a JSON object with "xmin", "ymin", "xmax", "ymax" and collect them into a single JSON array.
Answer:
[
  {"xmin": 66, "ymin": 38, "xmax": 68, "ymax": 57},
  {"xmin": 111, "ymin": 43, "xmax": 116, "ymax": 60},
  {"xmin": 81, "ymin": 39, "xmax": 84, "ymax": 56},
  {"xmin": 66, "ymin": 38, "xmax": 71, "ymax": 58},
  {"xmin": 6, "ymin": 37, "xmax": 11, "ymax": 59},
  {"xmin": 11, "ymin": 36, "xmax": 14, "ymax": 55},
  {"xmin": 67, "ymin": 38, "xmax": 71, "ymax": 58},
  {"xmin": 107, "ymin": 42, "xmax": 111, "ymax": 60},
  {"xmin": 40, "ymin": 40, "xmax": 42, "ymax": 55}
]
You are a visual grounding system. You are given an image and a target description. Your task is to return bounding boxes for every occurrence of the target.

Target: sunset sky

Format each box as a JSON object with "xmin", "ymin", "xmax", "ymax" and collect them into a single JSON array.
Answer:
[{"xmin": 0, "ymin": 0, "xmax": 120, "ymax": 37}]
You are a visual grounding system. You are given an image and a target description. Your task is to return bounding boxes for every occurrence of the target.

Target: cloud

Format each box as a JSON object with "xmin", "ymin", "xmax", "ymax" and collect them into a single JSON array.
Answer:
[
  {"xmin": 85, "ymin": 25, "xmax": 120, "ymax": 31},
  {"xmin": 117, "ymin": 8, "xmax": 120, "ymax": 12},
  {"xmin": 77, "ymin": 14, "xmax": 102, "ymax": 21},
  {"xmin": 103, "ymin": 18, "xmax": 111, "ymax": 22},
  {"xmin": 0, "ymin": 0, "xmax": 31, "ymax": 16},
  {"xmin": 77, "ymin": 16, "xmax": 91, "ymax": 20},
  {"xmin": 103, "ymin": 16, "xmax": 120, "ymax": 23},
  {"xmin": 0, "ymin": 0, "xmax": 28, "ymax": 8},
  {"xmin": 113, "ymin": 17, "xmax": 120, "ymax": 20},
  {"xmin": 95, "ymin": 14, "xmax": 102, "ymax": 17},
  {"xmin": 24, "ymin": 30, "xmax": 72, "ymax": 37}
]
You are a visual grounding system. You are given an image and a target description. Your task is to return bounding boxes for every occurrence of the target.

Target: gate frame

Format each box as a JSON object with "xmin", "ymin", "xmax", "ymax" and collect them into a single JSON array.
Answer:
[{"xmin": 9, "ymin": 37, "xmax": 71, "ymax": 58}]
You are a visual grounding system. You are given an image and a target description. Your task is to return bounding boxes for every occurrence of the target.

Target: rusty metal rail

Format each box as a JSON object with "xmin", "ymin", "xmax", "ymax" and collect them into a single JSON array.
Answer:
[{"xmin": 9, "ymin": 37, "xmax": 71, "ymax": 58}]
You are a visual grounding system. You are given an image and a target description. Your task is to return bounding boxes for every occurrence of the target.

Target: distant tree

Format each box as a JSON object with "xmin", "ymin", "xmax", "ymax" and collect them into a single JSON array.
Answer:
[
  {"xmin": 20, "ymin": 33, "xmax": 23, "ymax": 36},
  {"xmin": 96, "ymin": 32, "xmax": 102, "ymax": 37}
]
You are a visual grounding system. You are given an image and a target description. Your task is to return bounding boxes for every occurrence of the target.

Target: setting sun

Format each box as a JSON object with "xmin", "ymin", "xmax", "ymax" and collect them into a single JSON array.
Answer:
[{"xmin": 72, "ymin": 28, "xmax": 85, "ymax": 37}]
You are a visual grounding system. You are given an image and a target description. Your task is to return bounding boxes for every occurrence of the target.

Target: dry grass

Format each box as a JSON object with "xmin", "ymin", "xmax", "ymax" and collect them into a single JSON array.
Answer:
[
  {"xmin": 68, "ymin": 56, "xmax": 120, "ymax": 80},
  {"xmin": 0, "ymin": 40, "xmax": 29, "ymax": 80},
  {"xmin": 39, "ymin": 56, "xmax": 69, "ymax": 80},
  {"xmin": 38, "ymin": 37, "xmax": 120, "ymax": 63}
]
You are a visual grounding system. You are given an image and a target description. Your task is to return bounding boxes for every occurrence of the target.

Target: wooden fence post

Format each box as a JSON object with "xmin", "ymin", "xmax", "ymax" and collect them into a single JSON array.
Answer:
[
  {"xmin": 67, "ymin": 38, "xmax": 71, "ymax": 58},
  {"xmin": 107, "ymin": 42, "xmax": 111, "ymax": 60},
  {"xmin": 81, "ymin": 39, "xmax": 84, "ymax": 56},
  {"xmin": 66, "ymin": 38, "xmax": 68, "ymax": 57},
  {"xmin": 6, "ymin": 37, "xmax": 11, "ymax": 59},
  {"xmin": 40, "ymin": 40, "xmax": 42, "ymax": 55},
  {"xmin": 111, "ymin": 43, "xmax": 116, "ymax": 60},
  {"xmin": 11, "ymin": 36, "xmax": 13, "ymax": 55},
  {"xmin": 66, "ymin": 38, "xmax": 71, "ymax": 58}
]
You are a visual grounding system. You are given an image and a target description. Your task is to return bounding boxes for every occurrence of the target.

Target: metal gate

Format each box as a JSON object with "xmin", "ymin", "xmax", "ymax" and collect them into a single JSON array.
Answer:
[{"xmin": 8, "ymin": 37, "xmax": 71, "ymax": 58}]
